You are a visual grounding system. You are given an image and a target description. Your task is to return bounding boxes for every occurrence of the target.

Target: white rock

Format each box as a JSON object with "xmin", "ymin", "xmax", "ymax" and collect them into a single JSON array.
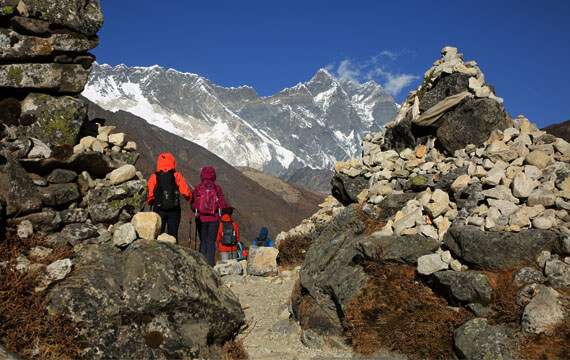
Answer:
[
  {"xmin": 98, "ymin": 125, "xmax": 116, "ymax": 137},
  {"xmin": 536, "ymin": 251, "xmax": 552, "ymax": 269},
  {"xmin": 450, "ymin": 259, "xmax": 463, "ymax": 271},
  {"xmin": 46, "ymin": 258, "xmax": 72, "ymax": 281},
  {"xmin": 107, "ymin": 164, "xmax": 136, "ymax": 186},
  {"xmin": 417, "ymin": 253, "xmax": 448, "ymax": 275},
  {"xmin": 91, "ymin": 139, "xmax": 107, "ymax": 153},
  {"xmin": 124, "ymin": 141, "xmax": 137, "ymax": 151},
  {"xmin": 131, "ymin": 212, "xmax": 162, "ymax": 240},
  {"xmin": 17, "ymin": 220, "xmax": 34, "ymax": 239},
  {"xmin": 108, "ymin": 132, "xmax": 126, "ymax": 147},
  {"xmin": 532, "ymin": 216, "xmax": 554, "ymax": 230},
  {"xmin": 425, "ymin": 189, "xmax": 450, "ymax": 218},
  {"xmin": 524, "ymin": 165, "xmax": 542, "ymax": 180},
  {"xmin": 247, "ymin": 247, "xmax": 279, "ymax": 277},
  {"xmin": 451, "ymin": 175, "xmax": 470, "ymax": 193},
  {"xmin": 440, "ymin": 250, "xmax": 452, "ymax": 264},
  {"xmin": 434, "ymin": 216, "xmax": 451, "ymax": 239},
  {"xmin": 528, "ymin": 189, "xmax": 556, "ymax": 207},
  {"xmin": 28, "ymin": 138, "xmax": 52, "ymax": 159},
  {"xmin": 79, "ymin": 136, "xmax": 97, "ymax": 149},
  {"xmin": 525, "ymin": 150, "xmax": 552, "ymax": 169},
  {"xmin": 487, "ymin": 199, "xmax": 519, "ymax": 217},
  {"xmin": 157, "ymin": 233, "xmax": 177, "ymax": 244},
  {"xmin": 393, "ymin": 208, "xmax": 424, "ymax": 235},
  {"xmin": 483, "ymin": 166, "xmax": 504, "ymax": 186},
  {"xmin": 554, "ymin": 138, "xmax": 570, "ymax": 156},
  {"xmin": 512, "ymin": 172, "xmax": 538, "ymax": 198},
  {"xmin": 112, "ymin": 223, "xmax": 137, "ymax": 248},
  {"xmin": 419, "ymin": 224, "xmax": 438, "ymax": 240}
]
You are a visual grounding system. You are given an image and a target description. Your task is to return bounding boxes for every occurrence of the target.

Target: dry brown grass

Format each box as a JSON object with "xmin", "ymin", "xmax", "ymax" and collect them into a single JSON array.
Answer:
[
  {"xmin": 485, "ymin": 270, "xmax": 523, "ymax": 325},
  {"xmin": 222, "ymin": 339, "xmax": 249, "ymax": 360},
  {"xmin": 517, "ymin": 320, "xmax": 570, "ymax": 360},
  {"xmin": 345, "ymin": 262, "xmax": 471, "ymax": 360},
  {"xmin": 277, "ymin": 233, "xmax": 313, "ymax": 268},
  {"xmin": 0, "ymin": 229, "xmax": 82, "ymax": 359}
]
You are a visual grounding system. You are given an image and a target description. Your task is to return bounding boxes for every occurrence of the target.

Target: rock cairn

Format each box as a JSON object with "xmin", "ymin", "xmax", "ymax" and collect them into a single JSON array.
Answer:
[
  {"xmin": 282, "ymin": 47, "xmax": 570, "ymax": 359},
  {"xmin": 0, "ymin": 2, "xmax": 245, "ymax": 358}
]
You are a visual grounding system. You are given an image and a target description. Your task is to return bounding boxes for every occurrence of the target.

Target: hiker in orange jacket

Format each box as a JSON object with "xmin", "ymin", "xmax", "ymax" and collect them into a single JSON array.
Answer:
[
  {"xmin": 147, "ymin": 152, "xmax": 192, "ymax": 240},
  {"xmin": 216, "ymin": 207, "xmax": 246, "ymax": 261}
]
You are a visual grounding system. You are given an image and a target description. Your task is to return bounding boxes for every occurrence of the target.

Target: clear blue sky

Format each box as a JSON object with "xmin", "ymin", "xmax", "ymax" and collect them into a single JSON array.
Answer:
[{"xmin": 95, "ymin": 0, "xmax": 570, "ymax": 127}]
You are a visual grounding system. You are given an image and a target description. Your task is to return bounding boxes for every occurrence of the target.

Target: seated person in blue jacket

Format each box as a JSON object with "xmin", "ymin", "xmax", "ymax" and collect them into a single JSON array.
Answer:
[{"xmin": 252, "ymin": 227, "xmax": 273, "ymax": 247}]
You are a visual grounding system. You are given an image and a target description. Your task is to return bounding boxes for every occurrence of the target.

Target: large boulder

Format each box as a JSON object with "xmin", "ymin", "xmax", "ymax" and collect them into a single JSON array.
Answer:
[
  {"xmin": 293, "ymin": 204, "xmax": 439, "ymax": 337},
  {"xmin": 47, "ymin": 241, "xmax": 245, "ymax": 359},
  {"xmin": 20, "ymin": 94, "xmax": 87, "ymax": 148},
  {"xmin": 433, "ymin": 270, "xmax": 493, "ymax": 306},
  {"xmin": 0, "ymin": 157, "xmax": 42, "ymax": 216},
  {"xmin": 444, "ymin": 224, "xmax": 559, "ymax": 269},
  {"xmin": 86, "ymin": 180, "xmax": 146, "ymax": 223},
  {"xmin": 10, "ymin": 0, "xmax": 104, "ymax": 36},
  {"xmin": 0, "ymin": 63, "xmax": 91, "ymax": 93},
  {"xmin": 436, "ymin": 97, "xmax": 511, "ymax": 153},
  {"xmin": 453, "ymin": 318, "xmax": 514, "ymax": 360}
]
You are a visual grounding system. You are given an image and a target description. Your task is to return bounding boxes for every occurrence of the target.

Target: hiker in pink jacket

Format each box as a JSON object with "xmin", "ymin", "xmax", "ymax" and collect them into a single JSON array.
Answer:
[{"xmin": 192, "ymin": 166, "xmax": 227, "ymax": 266}]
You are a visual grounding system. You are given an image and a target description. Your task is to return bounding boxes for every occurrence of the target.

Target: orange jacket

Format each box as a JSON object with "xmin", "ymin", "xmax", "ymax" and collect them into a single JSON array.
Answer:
[
  {"xmin": 216, "ymin": 214, "xmax": 240, "ymax": 252},
  {"xmin": 147, "ymin": 152, "xmax": 192, "ymax": 205}
]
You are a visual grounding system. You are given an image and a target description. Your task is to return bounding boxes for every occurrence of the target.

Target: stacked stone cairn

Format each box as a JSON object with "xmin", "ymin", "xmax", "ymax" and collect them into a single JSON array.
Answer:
[
  {"xmin": 281, "ymin": 47, "xmax": 569, "ymax": 358},
  {"xmin": 0, "ymin": 2, "xmax": 245, "ymax": 358}
]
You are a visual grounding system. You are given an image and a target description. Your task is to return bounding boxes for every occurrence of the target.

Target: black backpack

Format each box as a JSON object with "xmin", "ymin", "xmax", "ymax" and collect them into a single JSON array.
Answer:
[
  {"xmin": 221, "ymin": 222, "xmax": 237, "ymax": 246},
  {"xmin": 154, "ymin": 170, "xmax": 180, "ymax": 210}
]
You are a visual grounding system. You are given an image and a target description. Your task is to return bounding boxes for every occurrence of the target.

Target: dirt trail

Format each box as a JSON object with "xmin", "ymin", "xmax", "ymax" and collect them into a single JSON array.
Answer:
[{"xmin": 223, "ymin": 269, "xmax": 353, "ymax": 360}]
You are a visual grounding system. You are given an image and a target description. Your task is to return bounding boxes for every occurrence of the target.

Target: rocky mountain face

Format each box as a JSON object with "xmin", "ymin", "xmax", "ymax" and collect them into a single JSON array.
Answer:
[
  {"xmin": 278, "ymin": 47, "xmax": 570, "ymax": 359},
  {"xmin": 83, "ymin": 64, "xmax": 398, "ymax": 176},
  {"xmin": 87, "ymin": 100, "xmax": 322, "ymax": 243},
  {"xmin": 0, "ymin": 2, "xmax": 245, "ymax": 358}
]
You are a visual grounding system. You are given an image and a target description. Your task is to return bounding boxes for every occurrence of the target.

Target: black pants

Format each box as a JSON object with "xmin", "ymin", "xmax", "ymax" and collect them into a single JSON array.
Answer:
[
  {"xmin": 155, "ymin": 209, "xmax": 181, "ymax": 241},
  {"xmin": 198, "ymin": 220, "xmax": 218, "ymax": 266}
]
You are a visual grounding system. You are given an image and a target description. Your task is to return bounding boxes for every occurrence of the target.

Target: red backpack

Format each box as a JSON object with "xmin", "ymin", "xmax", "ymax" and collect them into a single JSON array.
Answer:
[{"xmin": 195, "ymin": 183, "xmax": 219, "ymax": 216}]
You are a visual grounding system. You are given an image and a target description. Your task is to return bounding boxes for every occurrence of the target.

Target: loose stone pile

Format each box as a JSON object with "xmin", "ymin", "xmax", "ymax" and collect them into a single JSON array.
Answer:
[{"xmin": 284, "ymin": 46, "xmax": 570, "ymax": 359}]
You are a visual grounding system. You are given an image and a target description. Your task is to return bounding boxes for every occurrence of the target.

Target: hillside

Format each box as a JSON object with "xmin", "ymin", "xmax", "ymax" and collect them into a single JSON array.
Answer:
[
  {"xmin": 544, "ymin": 119, "xmax": 570, "ymax": 142},
  {"xmin": 86, "ymin": 100, "xmax": 321, "ymax": 243}
]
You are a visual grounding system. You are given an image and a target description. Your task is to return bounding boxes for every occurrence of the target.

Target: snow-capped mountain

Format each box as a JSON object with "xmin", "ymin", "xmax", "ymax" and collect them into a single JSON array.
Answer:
[{"xmin": 83, "ymin": 64, "xmax": 397, "ymax": 175}]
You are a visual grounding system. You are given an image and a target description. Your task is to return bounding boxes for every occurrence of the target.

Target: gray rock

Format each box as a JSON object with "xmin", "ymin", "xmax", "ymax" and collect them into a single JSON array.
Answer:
[
  {"xmin": 29, "ymin": 246, "xmax": 53, "ymax": 260},
  {"xmin": 47, "ymin": 169, "xmax": 78, "ymax": 184},
  {"xmin": 14, "ymin": 0, "xmax": 104, "ymax": 36},
  {"xmin": 420, "ymin": 72, "xmax": 471, "ymax": 112},
  {"xmin": 21, "ymin": 94, "xmax": 87, "ymax": 148},
  {"xmin": 106, "ymin": 164, "xmax": 136, "ymax": 185},
  {"xmin": 0, "ymin": 157, "xmax": 42, "ymax": 216},
  {"xmin": 58, "ymin": 222, "xmax": 99, "ymax": 245},
  {"xmin": 454, "ymin": 318, "xmax": 513, "ymax": 360},
  {"xmin": 437, "ymin": 97, "xmax": 512, "ymax": 154},
  {"xmin": 0, "ymin": 63, "xmax": 90, "ymax": 93},
  {"xmin": 544, "ymin": 259, "xmax": 570, "ymax": 288},
  {"xmin": 86, "ymin": 180, "xmax": 146, "ymax": 223},
  {"xmin": 112, "ymin": 223, "xmax": 137, "ymax": 248},
  {"xmin": 47, "ymin": 241, "xmax": 244, "ymax": 359},
  {"xmin": 514, "ymin": 267, "xmax": 546, "ymax": 286},
  {"xmin": 11, "ymin": 208, "xmax": 62, "ymax": 233},
  {"xmin": 445, "ymin": 224, "xmax": 558, "ymax": 269},
  {"xmin": 38, "ymin": 183, "xmax": 80, "ymax": 207},
  {"xmin": 27, "ymin": 138, "xmax": 52, "ymax": 159},
  {"xmin": 521, "ymin": 286, "xmax": 565, "ymax": 335},
  {"xmin": 60, "ymin": 208, "xmax": 88, "ymax": 224},
  {"xmin": 360, "ymin": 233, "xmax": 440, "ymax": 264},
  {"xmin": 433, "ymin": 270, "xmax": 492, "ymax": 305}
]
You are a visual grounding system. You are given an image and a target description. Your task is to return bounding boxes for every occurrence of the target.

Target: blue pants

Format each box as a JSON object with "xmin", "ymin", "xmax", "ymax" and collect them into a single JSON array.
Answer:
[{"xmin": 198, "ymin": 220, "xmax": 218, "ymax": 266}]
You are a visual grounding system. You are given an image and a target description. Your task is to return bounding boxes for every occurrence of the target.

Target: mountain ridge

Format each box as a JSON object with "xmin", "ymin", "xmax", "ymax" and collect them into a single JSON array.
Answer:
[{"xmin": 84, "ymin": 63, "xmax": 398, "ymax": 176}]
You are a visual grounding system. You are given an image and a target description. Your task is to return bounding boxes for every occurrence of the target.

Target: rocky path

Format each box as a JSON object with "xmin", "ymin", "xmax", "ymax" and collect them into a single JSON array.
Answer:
[{"xmin": 223, "ymin": 269, "xmax": 353, "ymax": 360}]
